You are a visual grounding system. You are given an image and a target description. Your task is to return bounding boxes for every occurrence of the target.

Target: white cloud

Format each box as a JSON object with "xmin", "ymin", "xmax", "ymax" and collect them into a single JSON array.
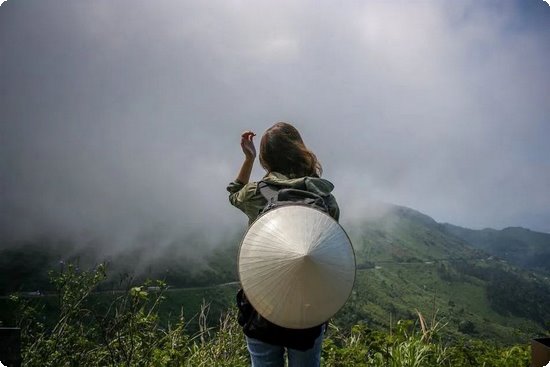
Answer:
[{"xmin": 0, "ymin": 0, "xmax": 549, "ymax": 251}]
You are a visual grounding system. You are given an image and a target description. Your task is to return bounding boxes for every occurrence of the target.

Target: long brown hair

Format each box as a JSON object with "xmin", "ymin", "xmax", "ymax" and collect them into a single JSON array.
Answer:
[{"xmin": 259, "ymin": 122, "xmax": 322, "ymax": 178}]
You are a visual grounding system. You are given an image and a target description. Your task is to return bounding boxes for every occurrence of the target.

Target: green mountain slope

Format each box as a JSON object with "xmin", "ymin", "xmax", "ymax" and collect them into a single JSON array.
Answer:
[
  {"xmin": 346, "ymin": 205, "xmax": 484, "ymax": 266},
  {"xmin": 441, "ymin": 223, "xmax": 550, "ymax": 272},
  {"xmin": 2, "ymin": 203, "xmax": 549, "ymax": 345},
  {"xmin": 342, "ymin": 204, "xmax": 550, "ymax": 343}
]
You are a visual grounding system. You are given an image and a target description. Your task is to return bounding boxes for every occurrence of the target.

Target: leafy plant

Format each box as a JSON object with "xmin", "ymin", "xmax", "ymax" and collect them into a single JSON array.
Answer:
[{"xmin": 12, "ymin": 263, "xmax": 531, "ymax": 366}]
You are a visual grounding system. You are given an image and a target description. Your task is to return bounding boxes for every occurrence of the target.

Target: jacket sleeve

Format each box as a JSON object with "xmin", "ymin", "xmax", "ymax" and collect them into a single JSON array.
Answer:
[{"xmin": 227, "ymin": 181, "xmax": 265, "ymax": 223}]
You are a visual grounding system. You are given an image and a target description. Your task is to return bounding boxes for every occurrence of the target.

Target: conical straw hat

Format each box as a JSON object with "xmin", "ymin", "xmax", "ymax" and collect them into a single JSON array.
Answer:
[{"xmin": 238, "ymin": 205, "xmax": 356, "ymax": 329}]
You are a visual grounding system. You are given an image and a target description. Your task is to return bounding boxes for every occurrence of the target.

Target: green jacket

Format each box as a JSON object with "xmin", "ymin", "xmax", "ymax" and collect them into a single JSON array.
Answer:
[{"xmin": 227, "ymin": 171, "xmax": 340, "ymax": 225}]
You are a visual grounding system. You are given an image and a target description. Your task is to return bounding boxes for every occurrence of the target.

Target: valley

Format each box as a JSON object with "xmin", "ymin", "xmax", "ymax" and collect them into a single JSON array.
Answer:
[{"xmin": 1, "ymin": 203, "xmax": 549, "ymax": 345}]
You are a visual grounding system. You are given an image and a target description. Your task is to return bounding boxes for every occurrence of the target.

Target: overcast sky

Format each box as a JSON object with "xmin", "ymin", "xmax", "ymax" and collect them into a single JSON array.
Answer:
[{"xmin": 1, "ymin": 0, "xmax": 549, "ymax": 251}]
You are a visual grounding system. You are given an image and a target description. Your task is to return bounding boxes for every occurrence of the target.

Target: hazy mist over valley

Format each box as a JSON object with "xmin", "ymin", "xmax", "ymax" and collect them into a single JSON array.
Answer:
[{"xmin": 1, "ymin": 0, "xmax": 550, "ymax": 259}]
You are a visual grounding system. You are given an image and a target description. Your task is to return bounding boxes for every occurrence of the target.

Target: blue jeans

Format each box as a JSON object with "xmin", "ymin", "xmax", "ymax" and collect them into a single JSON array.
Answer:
[{"xmin": 246, "ymin": 330, "xmax": 324, "ymax": 367}]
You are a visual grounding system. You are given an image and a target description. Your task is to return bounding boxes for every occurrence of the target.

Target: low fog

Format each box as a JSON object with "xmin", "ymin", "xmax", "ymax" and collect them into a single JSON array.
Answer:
[{"xmin": 1, "ymin": 0, "xmax": 549, "ymax": 257}]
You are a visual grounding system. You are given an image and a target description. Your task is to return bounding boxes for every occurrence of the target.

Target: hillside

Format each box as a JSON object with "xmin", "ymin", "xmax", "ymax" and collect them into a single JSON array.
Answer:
[
  {"xmin": 441, "ymin": 223, "xmax": 550, "ymax": 272},
  {"xmin": 346, "ymin": 205, "xmax": 484, "ymax": 265},
  {"xmin": 341, "ymin": 204, "xmax": 550, "ymax": 343},
  {"xmin": 11, "ymin": 263, "xmax": 532, "ymax": 367},
  {"xmin": 1, "ymin": 203, "xmax": 549, "ymax": 345}
]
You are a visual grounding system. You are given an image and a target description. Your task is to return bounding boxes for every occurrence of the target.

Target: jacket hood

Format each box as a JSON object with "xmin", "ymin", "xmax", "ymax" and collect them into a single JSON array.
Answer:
[{"xmin": 262, "ymin": 172, "xmax": 335, "ymax": 196}]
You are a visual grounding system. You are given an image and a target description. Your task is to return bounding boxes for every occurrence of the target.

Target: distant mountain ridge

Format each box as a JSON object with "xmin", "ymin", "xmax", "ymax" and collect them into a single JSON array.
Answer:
[
  {"xmin": 346, "ymin": 204, "xmax": 484, "ymax": 266},
  {"xmin": 441, "ymin": 223, "xmax": 550, "ymax": 272},
  {"xmin": 343, "ymin": 203, "xmax": 550, "ymax": 343}
]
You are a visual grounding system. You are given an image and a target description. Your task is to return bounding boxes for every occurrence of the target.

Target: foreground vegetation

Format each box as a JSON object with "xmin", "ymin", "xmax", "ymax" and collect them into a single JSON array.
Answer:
[
  {"xmin": 8, "ymin": 264, "xmax": 535, "ymax": 366},
  {"xmin": 4, "ymin": 205, "xmax": 550, "ymax": 348}
]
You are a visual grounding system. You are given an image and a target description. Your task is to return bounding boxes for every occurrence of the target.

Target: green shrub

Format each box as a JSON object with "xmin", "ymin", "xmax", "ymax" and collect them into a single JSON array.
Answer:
[
  {"xmin": 11, "ymin": 263, "xmax": 531, "ymax": 366},
  {"xmin": 12, "ymin": 263, "xmax": 248, "ymax": 366}
]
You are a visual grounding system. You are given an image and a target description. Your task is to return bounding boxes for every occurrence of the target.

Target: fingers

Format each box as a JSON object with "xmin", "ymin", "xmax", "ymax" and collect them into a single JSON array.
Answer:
[{"xmin": 241, "ymin": 130, "xmax": 256, "ymax": 140}]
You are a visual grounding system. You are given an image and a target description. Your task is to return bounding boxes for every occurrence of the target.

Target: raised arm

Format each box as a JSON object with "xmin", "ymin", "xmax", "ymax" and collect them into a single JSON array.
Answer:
[{"xmin": 236, "ymin": 130, "xmax": 256, "ymax": 184}]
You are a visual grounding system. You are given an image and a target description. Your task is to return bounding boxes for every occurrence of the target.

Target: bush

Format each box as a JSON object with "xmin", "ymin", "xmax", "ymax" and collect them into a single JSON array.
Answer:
[
  {"xmin": 11, "ymin": 263, "xmax": 531, "ymax": 366},
  {"xmin": 12, "ymin": 263, "xmax": 248, "ymax": 366}
]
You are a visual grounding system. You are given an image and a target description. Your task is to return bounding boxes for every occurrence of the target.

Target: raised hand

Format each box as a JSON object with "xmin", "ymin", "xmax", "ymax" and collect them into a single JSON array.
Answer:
[{"xmin": 241, "ymin": 130, "xmax": 256, "ymax": 160}]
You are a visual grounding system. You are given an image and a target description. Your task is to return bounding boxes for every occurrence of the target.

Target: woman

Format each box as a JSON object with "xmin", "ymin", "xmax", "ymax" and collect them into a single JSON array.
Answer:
[{"xmin": 227, "ymin": 122, "xmax": 340, "ymax": 367}]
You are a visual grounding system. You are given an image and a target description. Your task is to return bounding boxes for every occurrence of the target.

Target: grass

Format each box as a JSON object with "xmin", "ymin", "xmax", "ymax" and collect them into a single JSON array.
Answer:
[
  {"xmin": 344, "ymin": 263, "xmax": 545, "ymax": 344},
  {"xmin": 3, "ymin": 257, "xmax": 545, "ymax": 346},
  {"xmin": 12, "ymin": 263, "xmax": 532, "ymax": 367}
]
